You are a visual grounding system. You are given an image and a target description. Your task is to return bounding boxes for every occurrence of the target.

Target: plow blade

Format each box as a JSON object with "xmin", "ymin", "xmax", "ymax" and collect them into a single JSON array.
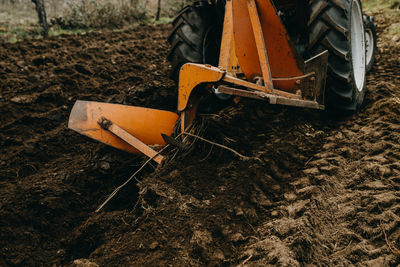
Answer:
[{"xmin": 68, "ymin": 100, "xmax": 179, "ymax": 154}]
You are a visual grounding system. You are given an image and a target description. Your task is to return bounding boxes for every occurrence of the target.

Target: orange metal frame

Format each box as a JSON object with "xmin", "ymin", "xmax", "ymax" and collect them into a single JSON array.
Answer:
[
  {"xmin": 177, "ymin": 0, "xmax": 326, "ymax": 131},
  {"xmin": 231, "ymin": 0, "xmax": 305, "ymax": 89},
  {"xmin": 68, "ymin": 0, "xmax": 328, "ymax": 160}
]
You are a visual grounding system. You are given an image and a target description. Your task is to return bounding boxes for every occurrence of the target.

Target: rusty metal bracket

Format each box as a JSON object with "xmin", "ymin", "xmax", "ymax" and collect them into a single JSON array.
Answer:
[
  {"xmin": 304, "ymin": 50, "xmax": 329, "ymax": 104},
  {"xmin": 217, "ymin": 85, "xmax": 324, "ymax": 110},
  {"xmin": 223, "ymin": 74, "xmax": 302, "ymax": 99}
]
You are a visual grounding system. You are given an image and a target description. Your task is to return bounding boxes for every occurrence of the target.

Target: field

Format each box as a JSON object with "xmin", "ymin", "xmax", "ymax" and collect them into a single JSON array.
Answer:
[{"xmin": 0, "ymin": 1, "xmax": 400, "ymax": 266}]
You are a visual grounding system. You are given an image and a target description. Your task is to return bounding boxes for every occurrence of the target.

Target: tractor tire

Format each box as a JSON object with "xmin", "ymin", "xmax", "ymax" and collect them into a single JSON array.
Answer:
[
  {"xmin": 308, "ymin": 0, "xmax": 367, "ymax": 113},
  {"xmin": 364, "ymin": 14, "xmax": 377, "ymax": 73},
  {"xmin": 167, "ymin": 1, "xmax": 222, "ymax": 82}
]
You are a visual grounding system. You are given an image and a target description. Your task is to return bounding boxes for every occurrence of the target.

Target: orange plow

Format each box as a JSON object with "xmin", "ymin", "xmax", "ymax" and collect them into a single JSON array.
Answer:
[
  {"xmin": 69, "ymin": 0, "xmax": 374, "ymax": 164},
  {"xmin": 68, "ymin": 101, "xmax": 179, "ymax": 163}
]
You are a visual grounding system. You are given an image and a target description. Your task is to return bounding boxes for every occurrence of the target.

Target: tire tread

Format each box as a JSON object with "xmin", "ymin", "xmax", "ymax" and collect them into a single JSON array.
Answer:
[{"xmin": 308, "ymin": 0, "xmax": 365, "ymax": 112}]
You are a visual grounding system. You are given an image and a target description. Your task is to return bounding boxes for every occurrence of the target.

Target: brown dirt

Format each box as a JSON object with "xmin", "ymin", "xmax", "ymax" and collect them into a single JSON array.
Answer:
[{"xmin": 0, "ymin": 14, "xmax": 399, "ymax": 267}]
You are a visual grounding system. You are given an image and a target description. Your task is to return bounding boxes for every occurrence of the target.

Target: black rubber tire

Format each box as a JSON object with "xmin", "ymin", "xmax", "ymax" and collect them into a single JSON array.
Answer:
[
  {"xmin": 363, "ymin": 14, "xmax": 377, "ymax": 73},
  {"xmin": 308, "ymin": 0, "xmax": 367, "ymax": 113},
  {"xmin": 167, "ymin": 1, "xmax": 222, "ymax": 82}
]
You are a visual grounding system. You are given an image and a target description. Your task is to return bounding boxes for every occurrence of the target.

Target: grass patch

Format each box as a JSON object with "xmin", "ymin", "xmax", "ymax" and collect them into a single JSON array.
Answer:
[
  {"xmin": 363, "ymin": 0, "xmax": 400, "ymax": 12},
  {"xmin": 52, "ymin": 0, "xmax": 147, "ymax": 30},
  {"xmin": 0, "ymin": 25, "xmax": 94, "ymax": 42},
  {"xmin": 363, "ymin": 0, "xmax": 400, "ymax": 41},
  {"xmin": 48, "ymin": 26, "xmax": 93, "ymax": 37},
  {"xmin": 386, "ymin": 22, "xmax": 400, "ymax": 40},
  {"xmin": 0, "ymin": 26, "xmax": 37, "ymax": 42},
  {"xmin": 363, "ymin": 0, "xmax": 393, "ymax": 11},
  {"xmin": 150, "ymin": 17, "xmax": 174, "ymax": 25}
]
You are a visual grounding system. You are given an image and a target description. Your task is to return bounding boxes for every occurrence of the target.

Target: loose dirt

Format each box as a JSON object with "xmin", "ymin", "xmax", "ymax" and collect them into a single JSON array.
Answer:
[{"xmin": 0, "ymin": 13, "xmax": 399, "ymax": 267}]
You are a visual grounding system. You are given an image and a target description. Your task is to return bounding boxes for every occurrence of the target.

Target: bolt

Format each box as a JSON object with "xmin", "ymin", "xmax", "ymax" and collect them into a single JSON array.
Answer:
[
  {"xmin": 98, "ymin": 117, "xmax": 112, "ymax": 129},
  {"xmin": 253, "ymin": 76, "xmax": 264, "ymax": 86}
]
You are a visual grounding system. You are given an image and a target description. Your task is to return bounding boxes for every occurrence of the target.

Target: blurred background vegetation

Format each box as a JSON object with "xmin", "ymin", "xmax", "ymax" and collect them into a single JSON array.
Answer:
[
  {"xmin": 0, "ymin": 0, "xmax": 399, "ymax": 42},
  {"xmin": 0, "ymin": 0, "xmax": 195, "ymax": 41}
]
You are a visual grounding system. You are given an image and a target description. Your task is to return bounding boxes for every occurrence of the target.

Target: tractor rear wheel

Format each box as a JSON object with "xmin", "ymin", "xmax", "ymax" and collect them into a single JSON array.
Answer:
[
  {"xmin": 308, "ymin": 0, "xmax": 366, "ymax": 113},
  {"xmin": 167, "ymin": 1, "xmax": 222, "ymax": 82}
]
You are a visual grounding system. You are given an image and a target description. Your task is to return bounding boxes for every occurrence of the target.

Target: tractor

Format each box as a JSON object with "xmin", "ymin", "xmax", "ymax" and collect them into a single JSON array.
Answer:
[{"xmin": 68, "ymin": 0, "xmax": 377, "ymax": 163}]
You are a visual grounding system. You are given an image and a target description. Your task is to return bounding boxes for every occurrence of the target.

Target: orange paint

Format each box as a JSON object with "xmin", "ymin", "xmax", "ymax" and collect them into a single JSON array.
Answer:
[
  {"xmin": 232, "ymin": 0, "xmax": 305, "ymax": 91},
  {"xmin": 177, "ymin": 63, "xmax": 224, "ymax": 111},
  {"xmin": 68, "ymin": 100, "xmax": 179, "ymax": 154}
]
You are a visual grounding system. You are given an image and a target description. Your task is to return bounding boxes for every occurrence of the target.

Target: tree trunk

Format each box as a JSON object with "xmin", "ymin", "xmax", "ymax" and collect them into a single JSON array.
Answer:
[
  {"xmin": 32, "ymin": 0, "xmax": 49, "ymax": 37},
  {"xmin": 155, "ymin": 0, "xmax": 161, "ymax": 21}
]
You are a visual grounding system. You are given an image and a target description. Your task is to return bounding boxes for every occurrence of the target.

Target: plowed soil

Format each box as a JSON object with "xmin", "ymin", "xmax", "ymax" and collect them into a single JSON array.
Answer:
[{"xmin": 1, "ymin": 13, "xmax": 399, "ymax": 267}]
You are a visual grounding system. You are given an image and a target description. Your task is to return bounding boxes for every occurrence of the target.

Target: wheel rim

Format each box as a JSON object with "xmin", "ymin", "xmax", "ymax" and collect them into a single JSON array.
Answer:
[
  {"xmin": 365, "ymin": 28, "xmax": 374, "ymax": 67},
  {"xmin": 351, "ymin": 0, "xmax": 366, "ymax": 92}
]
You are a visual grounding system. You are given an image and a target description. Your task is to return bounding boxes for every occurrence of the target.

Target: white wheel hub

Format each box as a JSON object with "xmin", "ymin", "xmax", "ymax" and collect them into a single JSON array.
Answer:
[
  {"xmin": 350, "ymin": 0, "xmax": 366, "ymax": 92},
  {"xmin": 365, "ymin": 28, "xmax": 374, "ymax": 66}
]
